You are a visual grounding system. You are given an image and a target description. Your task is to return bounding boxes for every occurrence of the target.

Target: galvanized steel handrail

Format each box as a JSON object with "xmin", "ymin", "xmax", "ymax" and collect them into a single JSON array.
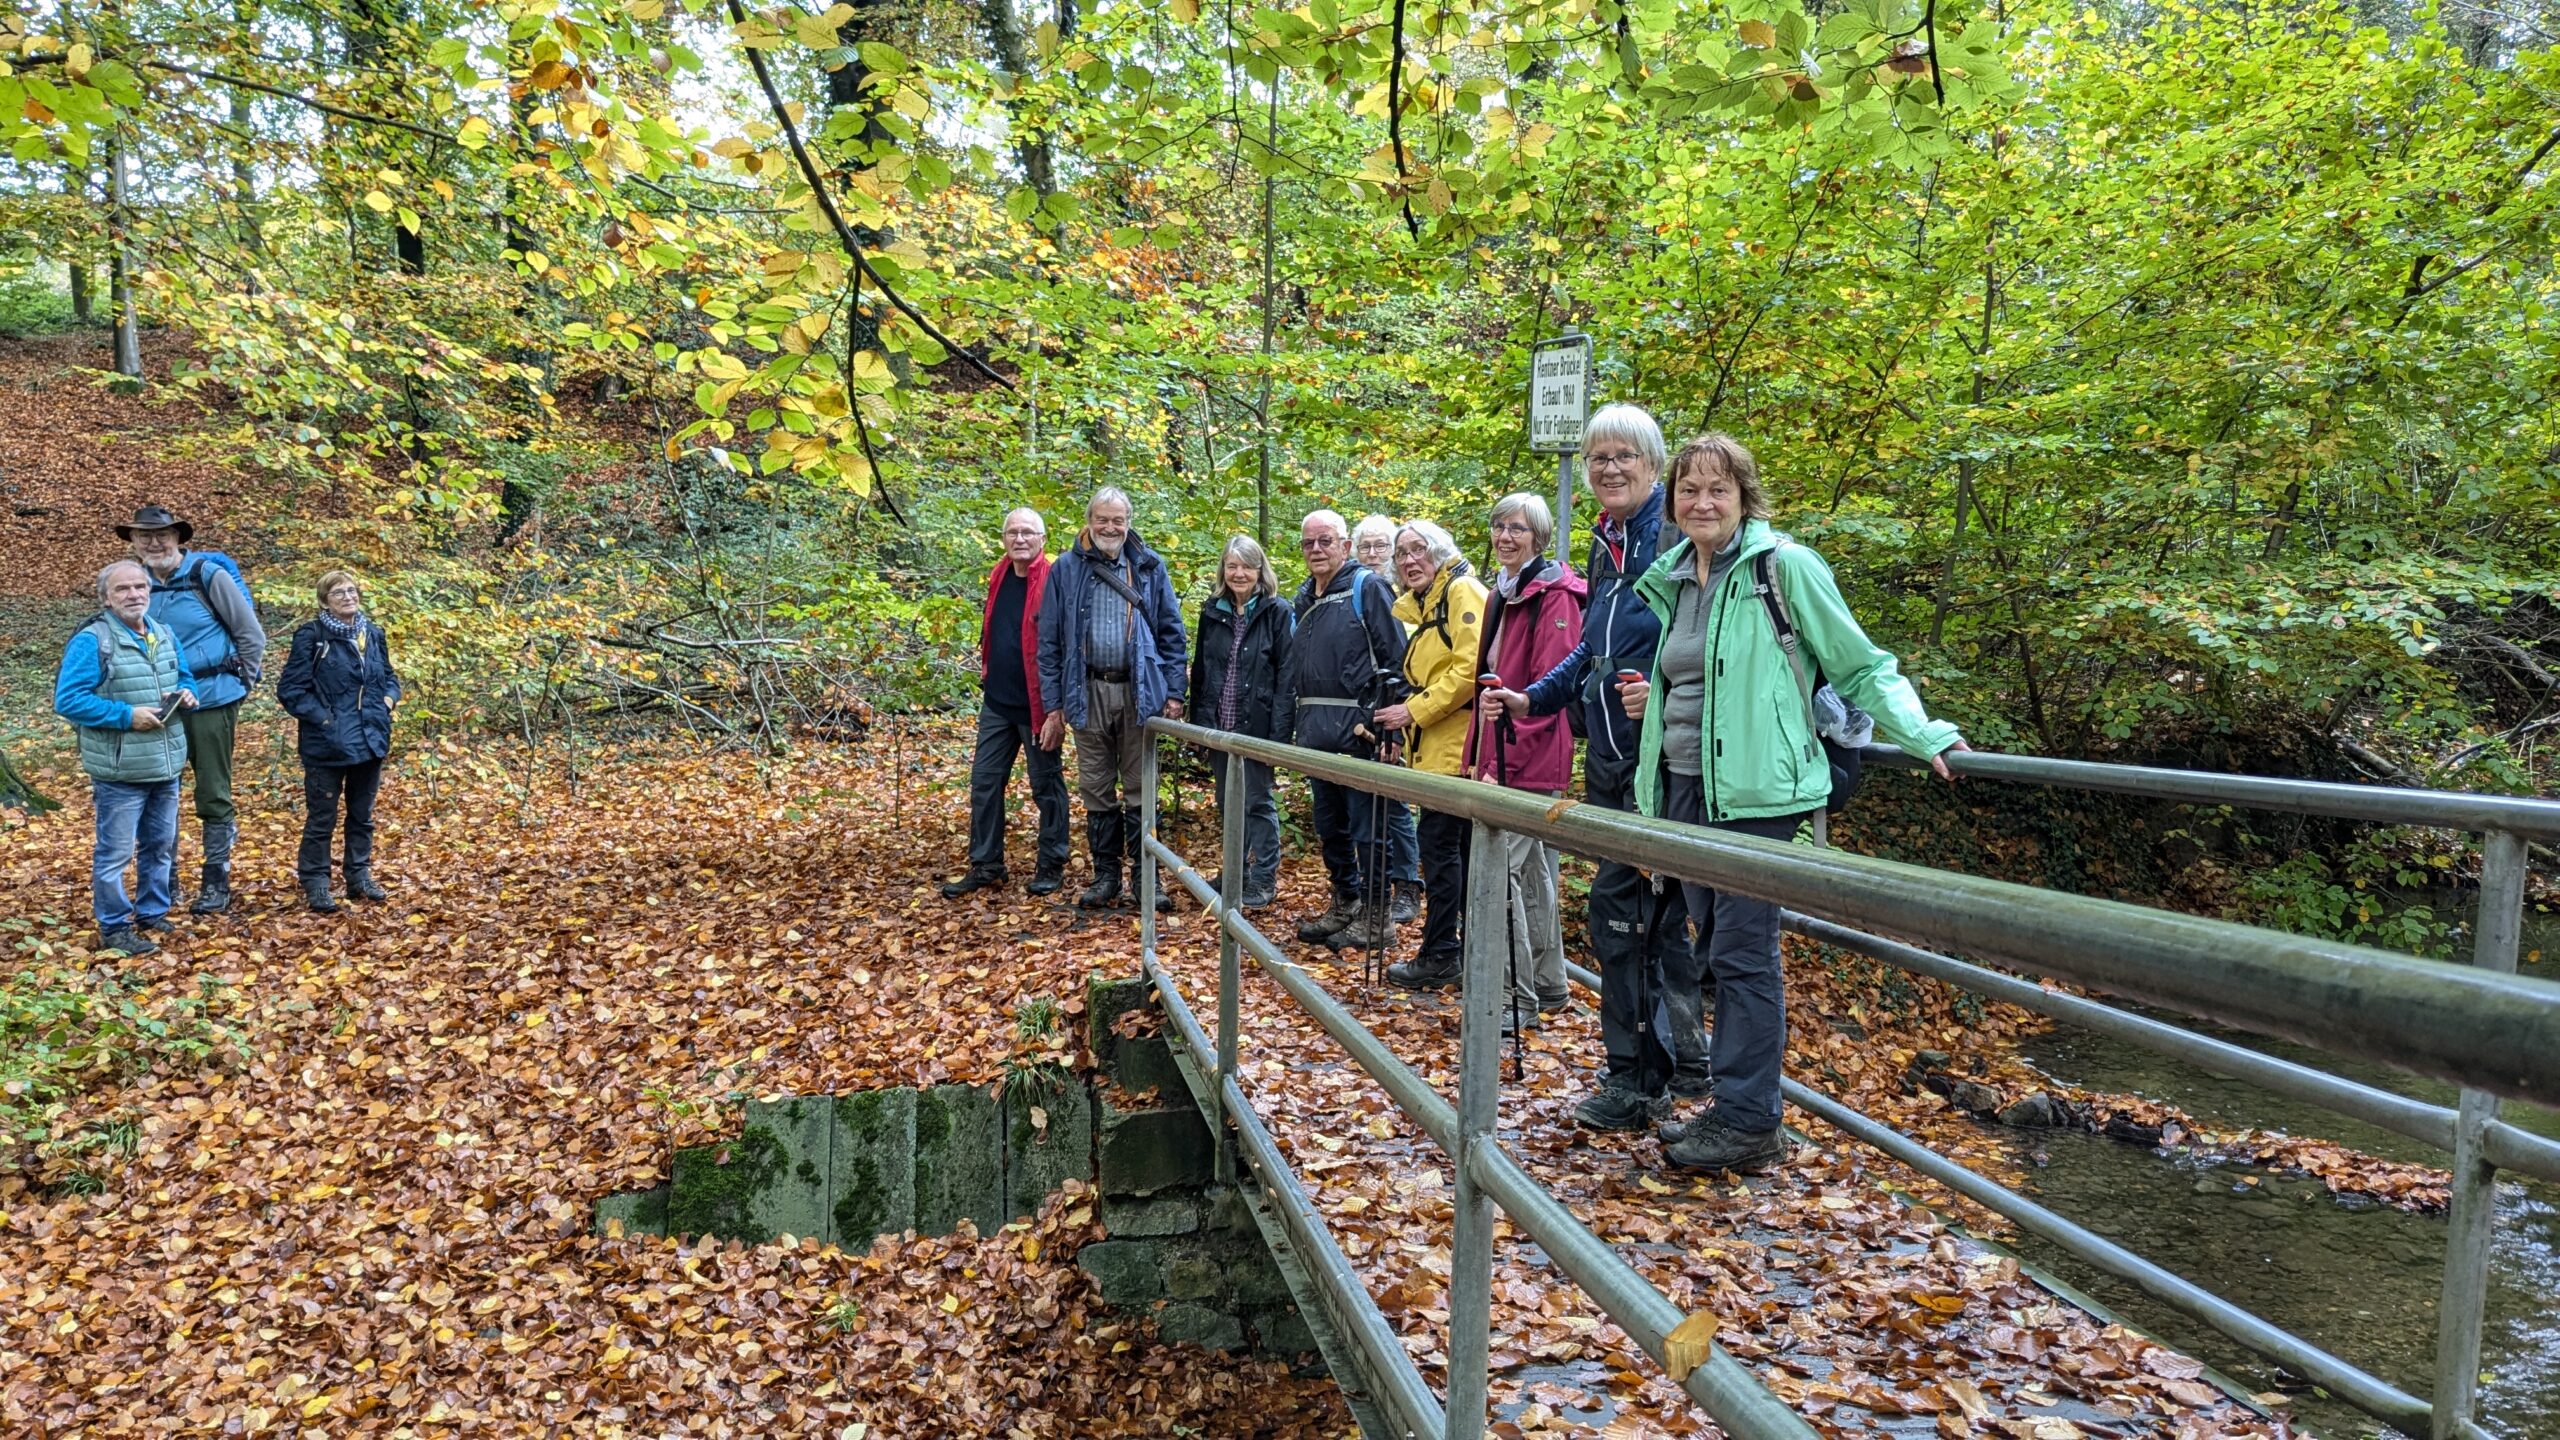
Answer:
[
  {"xmin": 1138, "ymin": 717, "xmax": 2559, "ymax": 1440},
  {"xmin": 1857, "ymin": 743, "xmax": 2560, "ymax": 840}
]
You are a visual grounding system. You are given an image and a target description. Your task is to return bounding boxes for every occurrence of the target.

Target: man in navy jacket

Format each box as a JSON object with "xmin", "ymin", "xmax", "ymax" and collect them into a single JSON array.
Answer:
[{"xmin": 1036, "ymin": 488, "xmax": 1189, "ymax": 911}]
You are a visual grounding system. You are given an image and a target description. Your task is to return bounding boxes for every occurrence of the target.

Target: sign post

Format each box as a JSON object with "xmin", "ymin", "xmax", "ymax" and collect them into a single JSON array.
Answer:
[{"xmin": 1527, "ymin": 330, "xmax": 1591, "ymax": 564}]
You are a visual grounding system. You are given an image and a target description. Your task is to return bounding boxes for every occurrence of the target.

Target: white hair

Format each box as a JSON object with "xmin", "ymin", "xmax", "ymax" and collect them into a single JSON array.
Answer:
[
  {"xmin": 1582, "ymin": 402, "xmax": 1667, "ymax": 473},
  {"xmin": 1391, "ymin": 520, "xmax": 1461, "ymax": 584},
  {"xmin": 1352, "ymin": 513, "xmax": 1397, "ymax": 548},
  {"xmin": 1087, "ymin": 486, "xmax": 1133, "ymax": 520},
  {"xmin": 1300, "ymin": 508, "xmax": 1347, "ymax": 538},
  {"xmin": 1003, "ymin": 507, "xmax": 1046, "ymax": 535}
]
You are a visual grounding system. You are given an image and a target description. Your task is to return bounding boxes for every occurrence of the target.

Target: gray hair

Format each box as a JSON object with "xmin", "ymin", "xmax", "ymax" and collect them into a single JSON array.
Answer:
[
  {"xmin": 95, "ymin": 558, "xmax": 148, "ymax": 602},
  {"xmin": 1391, "ymin": 520, "xmax": 1462, "ymax": 585},
  {"xmin": 1087, "ymin": 486, "xmax": 1134, "ymax": 520},
  {"xmin": 1582, "ymin": 402, "xmax": 1667, "ymax": 473},
  {"xmin": 1490, "ymin": 492, "xmax": 1555, "ymax": 552},
  {"xmin": 1218, "ymin": 534, "xmax": 1279, "ymax": 601},
  {"xmin": 1351, "ymin": 513, "xmax": 1397, "ymax": 549},
  {"xmin": 1002, "ymin": 507, "xmax": 1047, "ymax": 536},
  {"xmin": 1300, "ymin": 508, "xmax": 1347, "ymax": 539}
]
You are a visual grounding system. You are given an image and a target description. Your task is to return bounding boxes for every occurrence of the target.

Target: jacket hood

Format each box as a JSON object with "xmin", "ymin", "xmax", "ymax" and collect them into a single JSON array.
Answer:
[{"xmin": 1506, "ymin": 555, "xmax": 1587, "ymax": 604}]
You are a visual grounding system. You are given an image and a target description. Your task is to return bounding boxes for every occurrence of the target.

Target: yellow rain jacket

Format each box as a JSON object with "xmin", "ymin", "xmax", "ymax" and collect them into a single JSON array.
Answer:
[{"xmin": 1392, "ymin": 561, "xmax": 1488, "ymax": 777}]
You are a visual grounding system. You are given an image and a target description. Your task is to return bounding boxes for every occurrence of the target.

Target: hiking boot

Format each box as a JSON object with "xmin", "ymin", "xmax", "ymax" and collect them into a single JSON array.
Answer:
[
  {"xmin": 1026, "ymin": 863, "xmax": 1065, "ymax": 897},
  {"xmin": 1667, "ymin": 1069, "xmax": 1716, "ymax": 1101},
  {"xmin": 304, "ymin": 876, "xmax": 339, "ymax": 914},
  {"xmin": 1384, "ymin": 954, "xmax": 1461, "ymax": 991},
  {"xmin": 940, "ymin": 866, "xmax": 1007, "ymax": 900},
  {"xmin": 99, "ymin": 925, "xmax": 159, "ymax": 957},
  {"xmin": 1500, "ymin": 1003, "xmax": 1542, "ymax": 1037},
  {"xmin": 1296, "ymin": 889, "xmax": 1360, "ymax": 944},
  {"xmin": 1388, "ymin": 880, "xmax": 1421, "ymax": 925},
  {"xmin": 345, "ymin": 868, "xmax": 387, "ymax": 903},
  {"xmin": 1537, "ymin": 986, "xmax": 1573, "ymax": 1014},
  {"xmin": 1574, "ymin": 1077, "xmax": 1670, "ymax": 1133},
  {"xmin": 1329, "ymin": 902, "xmax": 1393, "ymax": 952},
  {"xmin": 188, "ymin": 861, "xmax": 232, "ymax": 915},
  {"xmin": 1661, "ymin": 1116, "xmax": 1790, "ymax": 1175},
  {"xmin": 1129, "ymin": 858, "xmax": 1174, "ymax": 913},
  {"xmin": 1079, "ymin": 810, "xmax": 1125, "ymax": 910},
  {"xmin": 137, "ymin": 915, "xmax": 178, "ymax": 935}
]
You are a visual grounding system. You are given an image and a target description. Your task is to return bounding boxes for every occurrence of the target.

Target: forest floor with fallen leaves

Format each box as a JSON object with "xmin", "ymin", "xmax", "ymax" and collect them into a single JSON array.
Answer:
[{"xmin": 0, "ymin": 700, "xmax": 2402, "ymax": 1439}]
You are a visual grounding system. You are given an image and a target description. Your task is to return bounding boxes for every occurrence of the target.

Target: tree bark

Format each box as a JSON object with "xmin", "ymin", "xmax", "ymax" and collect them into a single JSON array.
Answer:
[
  {"xmin": 0, "ymin": 747, "xmax": 57, "ymax": 813},
  {"xmin": 978, "ymin": 0, "xmax": 1058, "ymax": 214},
  {"xmin": 107, "ymin": 127, "xmax": 142, "ymax": 377}
]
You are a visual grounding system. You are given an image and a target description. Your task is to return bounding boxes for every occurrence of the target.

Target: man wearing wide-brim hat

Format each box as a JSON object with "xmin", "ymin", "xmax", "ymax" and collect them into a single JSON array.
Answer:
[{"xmin": 117, "ymin": 504, "xmax": 266, "ymax": 915}]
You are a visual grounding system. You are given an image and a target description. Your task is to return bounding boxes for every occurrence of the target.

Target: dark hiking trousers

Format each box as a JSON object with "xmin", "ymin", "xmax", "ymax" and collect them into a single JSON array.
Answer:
[
  {"xmin": 1663, "ymin": 768, "xmax": 1812, "ymax": 1135},
  {"xmin": 299, "ymin": 758, "xmax": 384, "ymax": 881},
  {"xmin": 966, "ymin": 704, "xmax": 1070, "ymax": 875},
  {"xmin": 1584, "ymin": 746, "xmax": 1701, "ymax": 1092}
]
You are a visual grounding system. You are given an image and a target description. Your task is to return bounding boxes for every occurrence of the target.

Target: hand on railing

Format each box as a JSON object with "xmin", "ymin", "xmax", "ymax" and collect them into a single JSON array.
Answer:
[{"xmin": 1931, "ymin": 738, "xmax": 1971, "ymax": 782}]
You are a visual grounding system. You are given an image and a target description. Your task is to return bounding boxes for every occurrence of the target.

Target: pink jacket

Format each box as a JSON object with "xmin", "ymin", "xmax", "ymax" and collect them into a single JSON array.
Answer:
[{"xmin": 1465, "ymin": 559, "xmax": 1587, "ymax": 792}]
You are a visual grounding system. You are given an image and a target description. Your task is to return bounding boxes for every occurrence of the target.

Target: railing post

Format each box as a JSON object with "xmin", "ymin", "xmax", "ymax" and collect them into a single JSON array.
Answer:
[
  {"xmin": 1139, "ymin": 736, "xmax": 1160, "ymax": 964},
  {"xmin": 1217, "ymin": 750, "xmax": 1246, "ymax": 1185},
  {"xmin": 2433, "ymin": 826, "xmax": 2527, "ymax": 1439},
  {"xmin": 1446, "ymin": 818, "xmax": 1508, "ymax": 1440}
]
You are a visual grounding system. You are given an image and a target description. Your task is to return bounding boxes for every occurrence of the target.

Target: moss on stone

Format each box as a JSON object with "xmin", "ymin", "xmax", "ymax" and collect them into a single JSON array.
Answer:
[{"xmin": 666, "ymin": 1125, "xmax": 787, "ymax": 1241}]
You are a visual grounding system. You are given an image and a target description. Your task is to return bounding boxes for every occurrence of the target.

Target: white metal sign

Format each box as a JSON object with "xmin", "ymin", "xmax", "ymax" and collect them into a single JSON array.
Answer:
[{"xmin": 1527, "ymin": 334, "xmax": 1591, "ymax": 454}]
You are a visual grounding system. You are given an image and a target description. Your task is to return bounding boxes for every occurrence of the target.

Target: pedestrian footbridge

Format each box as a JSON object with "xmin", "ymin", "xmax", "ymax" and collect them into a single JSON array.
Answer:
[{"xmin": 1126, "ymin": 718, "xmax": 2560, "ymax": 1440}]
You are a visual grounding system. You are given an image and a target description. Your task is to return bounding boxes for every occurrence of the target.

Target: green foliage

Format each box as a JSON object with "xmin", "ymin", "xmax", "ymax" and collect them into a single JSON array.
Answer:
[
  {"xmin": 2227, "ymin": 832, "xmax": 2463, "ymax": 959},
  {"xmin": 0, "ymin": 965, "xmax": 248, "ymax": 1180}
]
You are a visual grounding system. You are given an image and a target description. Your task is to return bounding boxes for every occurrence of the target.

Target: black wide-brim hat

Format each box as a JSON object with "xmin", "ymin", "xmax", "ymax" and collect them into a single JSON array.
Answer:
[{"xmin": 113, "ymin": 503, "xmax": 193, "ymax": 543}]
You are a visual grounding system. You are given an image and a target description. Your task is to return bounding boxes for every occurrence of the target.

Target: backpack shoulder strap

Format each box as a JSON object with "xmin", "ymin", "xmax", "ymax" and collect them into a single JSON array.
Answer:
[
  {"xmin": 1752, "ymin": 547, "xmax": 1819, "ymax": 713},
  {"xmin": 82, "ymin": 615, "xmax": 115, "ymax": 687}
]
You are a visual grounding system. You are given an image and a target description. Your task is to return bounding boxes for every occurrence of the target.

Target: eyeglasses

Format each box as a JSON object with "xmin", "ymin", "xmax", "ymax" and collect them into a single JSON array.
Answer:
[
  {"xmin": 1001, "ymin": 528, "xmax": 1043, "ymax": 540},
  {"xmin": 1300, "ymin": 536, "xmax": 1342, "ymax": 550},
  {"xmin": 1586, "ymin": 451, "xmax": 1646, "ymax": 471},
  {"xmin": 1491, "ymin": 522, "xmax": 1537, "ymax": 538}
]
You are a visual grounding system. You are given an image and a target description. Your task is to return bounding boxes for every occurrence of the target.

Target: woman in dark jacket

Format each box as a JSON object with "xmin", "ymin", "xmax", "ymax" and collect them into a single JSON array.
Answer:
[
  {"xmin": 275, "ymin": 569, "xmax": 402, "ymax": 913},
  {"xmin": 1189, "ymin": 536, "xmax": 1293, "ymax": 909}
]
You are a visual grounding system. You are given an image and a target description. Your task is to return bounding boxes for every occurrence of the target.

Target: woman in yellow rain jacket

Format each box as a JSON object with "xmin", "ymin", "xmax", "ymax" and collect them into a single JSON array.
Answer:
[{"xmin": 1376, "ymin": 519, "xmax": 1487, "ymax": 990}]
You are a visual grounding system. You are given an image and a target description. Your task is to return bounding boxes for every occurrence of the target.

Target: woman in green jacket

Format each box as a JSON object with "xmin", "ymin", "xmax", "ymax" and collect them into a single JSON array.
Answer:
[{"xmin": 1620, "ymin": 434, "xmax": 1966, "ymax": 1175}]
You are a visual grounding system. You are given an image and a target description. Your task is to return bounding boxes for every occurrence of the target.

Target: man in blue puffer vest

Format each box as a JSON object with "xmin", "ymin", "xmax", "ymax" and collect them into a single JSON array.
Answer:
[
  {"xmin": 118, "ymin": 505, "xmax": 266, "ymax": 915},
  {"xmin": 54, "ymin": 560, "xmax": 199, "ymax": 957}
]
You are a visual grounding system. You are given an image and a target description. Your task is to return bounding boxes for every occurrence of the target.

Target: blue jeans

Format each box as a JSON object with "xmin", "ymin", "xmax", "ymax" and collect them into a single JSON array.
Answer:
[
  {"xmin": 1386, "ymin": 799, "xmax": 1419, "ymax": 884},
  {"xmin": 91, "ymin": 777, "xmax": 179, "ymax": 929}
]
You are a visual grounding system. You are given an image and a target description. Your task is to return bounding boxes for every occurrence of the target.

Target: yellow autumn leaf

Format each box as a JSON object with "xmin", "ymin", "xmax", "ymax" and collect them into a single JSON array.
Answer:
[
  {"xmin": 363, "ymin": 190, "xmax": 394, "ymax": 214},
  {"xmin": 1738, "ymin": 19, "xmax": 1776, "ymax": 47},
  {"xmin": 1662, "ymin": 1308, "xmax": 1721, "ymax": 1382}
]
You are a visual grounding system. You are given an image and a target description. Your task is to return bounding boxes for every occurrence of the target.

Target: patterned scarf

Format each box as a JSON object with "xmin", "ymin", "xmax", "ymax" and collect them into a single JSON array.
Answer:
[{"xmin": 318, "ymin": 610, "xmax": 366, "ymax": 643}]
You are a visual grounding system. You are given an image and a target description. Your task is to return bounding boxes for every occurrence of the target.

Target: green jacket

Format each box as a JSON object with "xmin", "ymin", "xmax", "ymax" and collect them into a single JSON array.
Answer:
[{"xmin": 1633, "ymin": 519, "xmax": 1959, "ymax": 822}]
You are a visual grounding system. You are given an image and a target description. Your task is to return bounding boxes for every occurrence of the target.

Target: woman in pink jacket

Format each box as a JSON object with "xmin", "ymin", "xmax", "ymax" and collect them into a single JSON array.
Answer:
[{"xmin": 1467, "ymin": 493, "xmax": 1588, "ymax": 1025}]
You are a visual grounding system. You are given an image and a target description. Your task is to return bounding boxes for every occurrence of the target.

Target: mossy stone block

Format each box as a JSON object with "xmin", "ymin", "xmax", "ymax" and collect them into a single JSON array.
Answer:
[
  {"xmin": 594, "ymin": 1185, "xmax": 669, "ymax": 1239},
  {"xmin": 744, "ymin": 1097, "xmax": 832, "ymax": 1243},
  {"xmin": 1109, "ymin": 1034, "xmax": 1188, "ymax": 1101},
  {"xmin": 1100, "ymin": 1195, "xmax": 1199, "ymax": 1237},
  {"xmin": 1202, "ymin": 1184, "xmax": 1255, "ymax": 1236},
  {"xmin": 1085, "ymin": 974, "xmax": 1157, "ymax": 1057},
  {"xmin": 827, "ymin": 1088, "xmax": 917, "ymax": 1248},
  {"xmin": 1098, "ymin": 1096, "xmax": 1214, "ymax": 1197},
  {"xmin": 1164, "ymin": 1252, "xmax": 1226, "ymax": 1302},
  {"xmin": 1155, "ymin": 1302, "xmax": 1245, "ymax": 1352},
  {"xmin": 666, "ymin": 1125, "xmax": 787, "ymax": 1242},
  {"xmin": 1003, "ymin": 1072, "xmax": 1097, "ymax": 1220},
  {"xmin": 1227, "ymin": 1249, "xmax": 1292, "ymax": 1307},
  {"xmin": 912, "ymin": 1083, "xmax": 1004, "ymax": 1238},
  {"xmin": 1077, "ymin": 1238, "xmax": 1165, "ymax": 1308},
  {"xmin": 1252, "ymin": 1306, "xmax": 1318, "ymax": 1360}
]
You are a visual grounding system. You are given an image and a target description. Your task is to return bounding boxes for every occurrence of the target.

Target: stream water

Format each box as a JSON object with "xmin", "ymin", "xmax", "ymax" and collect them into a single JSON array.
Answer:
[{"xmin": 2004, "ymin": 898, "xmax": 2560, "ymax": 1439}]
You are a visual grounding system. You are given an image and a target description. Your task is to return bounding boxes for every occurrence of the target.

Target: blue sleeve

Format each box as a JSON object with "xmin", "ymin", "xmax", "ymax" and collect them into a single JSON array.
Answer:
[
  {"xmin": 276, "ymin": 627, "xmax": 324, "ymax": 726},
  {"xmin": 1523, "ymin": 640, "xmax": 1591, "ymax": 717},
  {"xmin": 1151, "ymin": 568, "xmax": 1189, "ymax": 708},
  {"xmin": 54, "ymin": 631, "xmax": 129, "ymax": 730},
  {"xmin": 172, "ymin": 636, "xmax": 198, "ymax": 695},
  {"xmin": 379, "ymin": 629, "xmax": 403, "ymax": 706}
]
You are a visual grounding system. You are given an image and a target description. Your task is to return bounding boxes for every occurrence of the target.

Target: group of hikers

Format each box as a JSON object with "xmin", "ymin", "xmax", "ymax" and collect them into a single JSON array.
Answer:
[
  {"xmin": 947, "ymin": 405, "xmax": 1968, "ymax": 1175},
  {"xmin": 55, "ymin": 505, "xmax": 402, "ymax": 958}
]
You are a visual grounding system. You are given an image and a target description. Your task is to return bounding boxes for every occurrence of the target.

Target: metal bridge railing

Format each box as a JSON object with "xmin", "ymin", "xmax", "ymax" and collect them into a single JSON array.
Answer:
[{"xmin": 1133, "ymin": 718, "xmax": 2560, "ymax": 1440}]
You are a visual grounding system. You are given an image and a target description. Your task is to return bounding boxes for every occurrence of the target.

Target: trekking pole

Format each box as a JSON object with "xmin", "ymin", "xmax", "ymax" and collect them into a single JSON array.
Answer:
[{"xmin": 1480, "ymin": 672, "xmax": 1523, "ymax": 1079}]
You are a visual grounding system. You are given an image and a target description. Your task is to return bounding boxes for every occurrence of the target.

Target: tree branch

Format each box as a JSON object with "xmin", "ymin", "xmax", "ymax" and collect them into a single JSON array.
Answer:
[
  {"xmin": 720, "ymin": 0, "xmax": 1013, "ymax": 391},
  {"xmin": 1388, "ymin": 0, "xmax": 1421, "ymax": 239},
  {"xmin": 138, "ymin": 60, "xmax": 455, "ymax": 144}
]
